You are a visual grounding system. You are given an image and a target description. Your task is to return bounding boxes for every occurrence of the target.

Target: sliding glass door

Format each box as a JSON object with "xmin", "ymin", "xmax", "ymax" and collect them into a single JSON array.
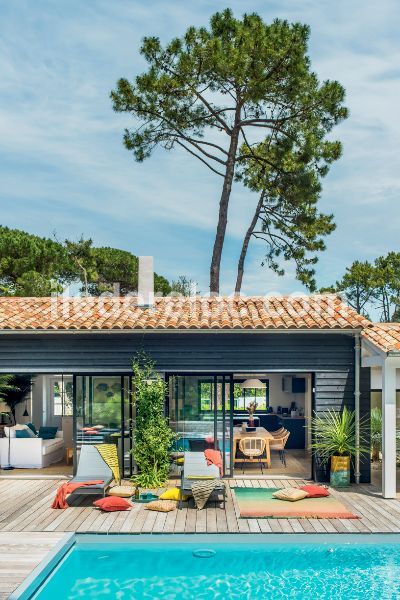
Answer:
[
  {"xmin": 167, "ymin": 374, "xmax": 233, "ymax": 476},
  {"xmin": 73, "ymin": 375, "xmax": 133, "ymax": 477}
]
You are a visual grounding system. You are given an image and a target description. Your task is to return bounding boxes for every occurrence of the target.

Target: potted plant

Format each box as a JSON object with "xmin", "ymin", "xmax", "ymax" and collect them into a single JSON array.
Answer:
[
  {"xmin": 0, "ymin": 374, "xmax": 32, "ymax": 424},
  {"xmin": 310, "ymin": 407, "xmax": 368, "ymax": 487},
  {"xmin": 130, "ymin": 352, "xmax": 177, "ymax": 488}
]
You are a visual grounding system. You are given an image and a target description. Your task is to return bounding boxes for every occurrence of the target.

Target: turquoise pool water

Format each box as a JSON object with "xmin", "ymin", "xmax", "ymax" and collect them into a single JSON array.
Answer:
[{"xmin": 25, "ymin": 535, "xmax": 400, "ymax": 599}]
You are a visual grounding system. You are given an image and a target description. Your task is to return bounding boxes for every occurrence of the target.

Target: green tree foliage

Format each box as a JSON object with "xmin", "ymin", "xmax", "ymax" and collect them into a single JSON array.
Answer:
[
  {"xmin": 170, "ymin": 275, "xmax": 199, "ymax": 296},
  {"xmin": 325, "ymin": 253, "xmax": 400, "ymax": 321},
  {"xmin": 0, "ymin": 226, "xmax": 171, "ymax": 297},
  {"xmin": 131, "ymin": 353, "xmax": 176, "ymax": 488},
  {"xmin": 87, "ymin": 247, "xmax": 171, "ymax": 296},
  {"xmin": 324, "ymin": 260, "xmax": 376, "ymax": 316},
  {"xmin": 235, "ymin": 135, "xmax": 340, "ymax": 293},
  {"xmin": 111, "ymin": 8, "xmax": 347, "ymax": 292},
  {"xmin": 64, "ymin": 237, "xmax": 98, "ymax": 296},
  {"xmin": 373, "ymin": 253, "xmax": 400, "ymax": 322},
  {"xmin": 0, "ymin": 226, "xmax": 73, "ymax": 296}
]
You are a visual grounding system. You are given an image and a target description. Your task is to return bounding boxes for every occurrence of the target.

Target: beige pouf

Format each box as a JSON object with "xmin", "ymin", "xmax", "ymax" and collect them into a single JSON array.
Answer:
[{"xmin": 107, "ymin": 485, "xmax": 135, "ymax": 498}]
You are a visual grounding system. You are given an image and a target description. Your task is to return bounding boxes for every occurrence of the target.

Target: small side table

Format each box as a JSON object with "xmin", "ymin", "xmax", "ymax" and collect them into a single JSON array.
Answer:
[{"xmin": 65, "ymin": 447, "xmax": 73, "ymax": 465}]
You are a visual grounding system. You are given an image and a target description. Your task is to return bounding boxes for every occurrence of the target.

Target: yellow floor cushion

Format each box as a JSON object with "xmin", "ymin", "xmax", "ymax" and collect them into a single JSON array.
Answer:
[
  {"xmin": 159, "ymin": 487, "xmax": 189, "ymax": 501},
  {"xmin": 107, "ymin": 485, "xmax": 135, "ymax": 498},
  {"xmin": 272, "ymin": 488, "xmax": 308, "ymax": 502}
]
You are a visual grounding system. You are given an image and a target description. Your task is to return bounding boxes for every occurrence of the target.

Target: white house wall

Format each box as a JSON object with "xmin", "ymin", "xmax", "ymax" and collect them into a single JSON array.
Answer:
[{"xmin": 371, "ymin": 366, "xmax": 400, "ymax": 389}]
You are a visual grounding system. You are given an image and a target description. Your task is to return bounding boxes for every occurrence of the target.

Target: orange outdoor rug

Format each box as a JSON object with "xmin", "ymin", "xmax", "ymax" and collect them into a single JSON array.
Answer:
[{"xmin": 233, "ymin": 487, "xmax": 359, "ymax": 519}]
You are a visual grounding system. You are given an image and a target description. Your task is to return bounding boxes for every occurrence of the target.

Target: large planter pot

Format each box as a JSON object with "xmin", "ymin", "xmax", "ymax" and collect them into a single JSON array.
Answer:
[{"xmin": 330, "ymin": 455, "xmax": 350, "ymax": 487}]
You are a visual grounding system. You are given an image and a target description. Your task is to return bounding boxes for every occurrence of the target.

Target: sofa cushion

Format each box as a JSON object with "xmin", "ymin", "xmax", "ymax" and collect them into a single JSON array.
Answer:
[
  {"xmin": 38, "ymin": 426, "xmax": 58, "ymax": 440},
  {"xmin": 26, "ymin": 422, "xmax": 38, "ymax": 436},
  {"xmin": 15, "ymin": 429, "xmax": 31, "ymax": 438},
  {"xmin": 5, "ymin": 424, "xmax": 33, "ymax": 438},
  {"xmin": 42, "ymin": 438, "xmax": 64, "ymax": 456}
]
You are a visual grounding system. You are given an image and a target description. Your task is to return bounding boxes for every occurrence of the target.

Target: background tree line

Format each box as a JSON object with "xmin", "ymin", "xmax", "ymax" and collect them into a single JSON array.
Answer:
[
  {"xmin": 0, "ymin": 225, "xmax": 180, "ymax": 297},
  {"xmin": 322, "ymin": 252, "xmax": 400, "ymax": 322}
]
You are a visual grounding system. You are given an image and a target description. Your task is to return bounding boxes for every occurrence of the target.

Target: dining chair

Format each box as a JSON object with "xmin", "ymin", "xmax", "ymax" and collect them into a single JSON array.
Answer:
[
  {"xmin": 269, "ymin": 432, "xmax": 290, "ymax": 467},
  {"xmin": 238, "ymin": 437, "xmax": 266, "ymax": 473},
  {"xmin": 270, "ymin": 427, "xmax": 286, "ymax": 437}
]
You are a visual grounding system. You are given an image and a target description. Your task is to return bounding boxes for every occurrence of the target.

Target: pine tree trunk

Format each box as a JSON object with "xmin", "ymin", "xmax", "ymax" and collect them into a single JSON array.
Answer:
[
  {"xmin": 209, "ymin": 129, "xmax": 239, "ymax": 294},
  {"xmin": 235, "ymin": 194, "xmax": 265, "ymax": 294}
]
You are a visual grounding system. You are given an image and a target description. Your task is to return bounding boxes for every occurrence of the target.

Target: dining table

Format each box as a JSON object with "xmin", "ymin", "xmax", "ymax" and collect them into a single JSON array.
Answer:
[{"xmin": 233, "ymin": 426, "xmax": 274, "ymax": 467}]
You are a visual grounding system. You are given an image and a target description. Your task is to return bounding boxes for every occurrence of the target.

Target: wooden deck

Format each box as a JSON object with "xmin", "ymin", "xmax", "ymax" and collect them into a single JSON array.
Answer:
[
  {"xmin": 2, "ymin": 477, "xmax": 400, "ymax": 597},
  {"xmin": 1, "ymin": 477, "xmax": 400, "ymax": 535}
]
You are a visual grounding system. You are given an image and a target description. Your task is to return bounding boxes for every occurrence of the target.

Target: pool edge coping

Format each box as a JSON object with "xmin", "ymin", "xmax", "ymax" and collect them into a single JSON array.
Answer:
[{"xmin": 9, "ymin": 533, "xmax": 75, "ymax": 600}]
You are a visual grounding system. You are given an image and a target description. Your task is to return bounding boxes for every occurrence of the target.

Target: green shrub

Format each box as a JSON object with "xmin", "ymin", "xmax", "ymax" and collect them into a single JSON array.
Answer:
[{"xmin": 131, "ymin": 352, "xmax": 176, "ymax": 488}]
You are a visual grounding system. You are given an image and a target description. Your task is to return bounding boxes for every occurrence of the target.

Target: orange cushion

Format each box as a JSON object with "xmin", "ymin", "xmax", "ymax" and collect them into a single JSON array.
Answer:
[
  {"xmin": 94, "ymin": 497, "xmax": 131, "ymax": 512},
  {"xmin": 300, "ymin": 485, "xmax": 330, "ymax": 498}
]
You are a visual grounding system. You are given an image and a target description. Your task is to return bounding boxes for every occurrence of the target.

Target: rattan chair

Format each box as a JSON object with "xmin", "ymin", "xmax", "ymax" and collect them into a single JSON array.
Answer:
[
  {"xmin": 269, "ymin": 432, "xmax": 290, "ymax": 467},
  {"xmin": 239, "ymin": 437, "xmax": 266, "ymax": 473},
  {"xmin": 270, "ymin": 427, "xmax": 286, "ymax": 437}
]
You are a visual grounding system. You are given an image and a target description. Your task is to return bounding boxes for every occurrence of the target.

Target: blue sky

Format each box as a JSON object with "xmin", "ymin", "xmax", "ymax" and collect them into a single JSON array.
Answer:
[{"xmin": 0, "ymin": 0, "xmax": 399, "ymax": 295}]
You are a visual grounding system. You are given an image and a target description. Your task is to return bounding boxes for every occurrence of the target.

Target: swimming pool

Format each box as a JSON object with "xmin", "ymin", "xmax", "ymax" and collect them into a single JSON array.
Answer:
[{"xmin": 12, "ymin": 533, "xmax": 400, "ymax": 599}]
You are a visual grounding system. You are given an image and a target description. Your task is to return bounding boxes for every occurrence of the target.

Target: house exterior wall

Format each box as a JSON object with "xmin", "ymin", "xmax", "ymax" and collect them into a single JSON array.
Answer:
[
  {"xmin": 0, "ymin": 330, "xmax": 370, "ymax": 482},
  {"xmin": 0, "ymin": 331, "xmax": 355, "ymax": 373}
]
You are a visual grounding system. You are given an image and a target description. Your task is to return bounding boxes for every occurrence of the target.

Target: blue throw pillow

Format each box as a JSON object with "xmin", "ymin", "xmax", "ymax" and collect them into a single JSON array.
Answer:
[
  {"xmin": 15, "ymin": 429, "xmax": 31, "ymax": 438},
  {"xmin": 38, "ymin": 426, "xmax": 58, "ymax": 440},
  {"xmin": 26, "ymin": 422, "xmax": 37, "ymax": 436}
]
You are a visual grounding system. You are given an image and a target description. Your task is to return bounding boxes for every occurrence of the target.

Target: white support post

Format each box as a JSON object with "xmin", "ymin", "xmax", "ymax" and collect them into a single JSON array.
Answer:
[{"xmin": 382, "ymin": 357, "xmax": 398, "ymax": 498}]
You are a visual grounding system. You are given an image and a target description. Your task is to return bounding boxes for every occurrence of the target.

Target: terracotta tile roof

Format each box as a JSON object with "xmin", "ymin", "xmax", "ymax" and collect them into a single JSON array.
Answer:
[
  {"xmin": 362, "ymin": 323, "xmax": 400, "ymax": 353},
  {"xmin": 0, "ymin": 295, "xmax": 369, "ymax": 332}
]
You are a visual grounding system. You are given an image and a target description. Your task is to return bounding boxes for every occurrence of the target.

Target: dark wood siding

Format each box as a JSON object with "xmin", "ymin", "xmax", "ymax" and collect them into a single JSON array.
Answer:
[{"xmin": 0, "ymin": 331, "xmax": 355, "ymax": 373}]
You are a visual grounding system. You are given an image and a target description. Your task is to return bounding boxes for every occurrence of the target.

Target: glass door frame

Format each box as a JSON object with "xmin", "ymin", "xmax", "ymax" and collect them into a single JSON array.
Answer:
[
  {"xmin": 165, "ymin": 372, "xmax": 234, "ymax": 477},
  {"xmin": 72, "ymin": 373, "xmax": 133, "ymax": 477}
]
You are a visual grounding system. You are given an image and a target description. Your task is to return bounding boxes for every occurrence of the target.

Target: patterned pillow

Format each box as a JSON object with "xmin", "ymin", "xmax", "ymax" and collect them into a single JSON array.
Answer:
[
  {"xmin": 107, "ymin": 486, "xmax": 135, "ymax": 498},
  {"xmin": 145, "ymin": 500, "xmax": 177, "ymax": 512},
  {"xmin": 94, "ymin": 497, "xmax": 131, "ymax": 512},
  {"xmin": 272, "ymin": 488, "xmax": 308, "ymax": 502}
]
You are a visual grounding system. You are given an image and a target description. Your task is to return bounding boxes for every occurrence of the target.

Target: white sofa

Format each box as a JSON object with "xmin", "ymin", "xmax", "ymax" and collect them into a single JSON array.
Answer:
[{"xmin": 0, "ymin": 430, "xmax": 65, "ymax": 469}]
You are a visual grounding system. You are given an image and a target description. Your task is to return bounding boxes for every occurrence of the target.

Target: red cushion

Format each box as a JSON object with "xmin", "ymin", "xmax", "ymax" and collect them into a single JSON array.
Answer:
[
  {"xmin": 300, "ymin": 485, "xmax": 330, "ymax": 498},
  {"xmin": 94, "ymin": 497, "xmax": 131, "ymax": 512}
]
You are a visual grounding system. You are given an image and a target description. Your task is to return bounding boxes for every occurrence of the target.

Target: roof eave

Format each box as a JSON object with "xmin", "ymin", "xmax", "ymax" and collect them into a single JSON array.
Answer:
[{"xmin": 0, "ymin": 327, "xmax": 363, "ymax": 335}]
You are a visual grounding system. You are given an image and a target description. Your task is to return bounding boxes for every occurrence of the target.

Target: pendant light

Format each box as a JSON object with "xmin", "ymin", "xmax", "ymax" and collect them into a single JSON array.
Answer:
[{"xmin": 240, "ymin": 378, "xmax": 264, "ymax": 389}]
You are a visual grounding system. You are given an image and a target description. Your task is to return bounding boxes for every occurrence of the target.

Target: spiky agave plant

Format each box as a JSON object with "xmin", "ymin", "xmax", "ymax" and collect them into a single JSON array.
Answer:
[{"xmin": 310, "ymin": 407, "xmax": 369, "ymax": 465}]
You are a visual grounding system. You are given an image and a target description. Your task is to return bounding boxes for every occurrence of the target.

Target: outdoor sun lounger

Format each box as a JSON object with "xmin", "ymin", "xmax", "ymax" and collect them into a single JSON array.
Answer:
[
  {"xmin": 179, "ymin": 451, "xmax": 226, "ymax": 509},
  {"xmin": 69, "ymin": 444, "xmax": 114, "ymax": 497}
]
